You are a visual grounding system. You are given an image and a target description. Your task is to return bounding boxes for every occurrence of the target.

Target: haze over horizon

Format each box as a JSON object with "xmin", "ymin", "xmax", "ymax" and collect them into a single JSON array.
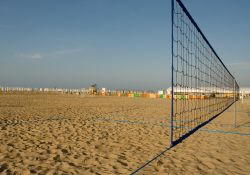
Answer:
[{"xmin": 0, "ymin": 0, "xmax": 249, "ymax": 90}]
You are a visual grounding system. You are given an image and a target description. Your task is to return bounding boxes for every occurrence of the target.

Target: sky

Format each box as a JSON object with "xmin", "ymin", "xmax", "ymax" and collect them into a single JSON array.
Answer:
[{"xmin": 0, "ymin": 0, "xmax": 249, "ymax": 90}]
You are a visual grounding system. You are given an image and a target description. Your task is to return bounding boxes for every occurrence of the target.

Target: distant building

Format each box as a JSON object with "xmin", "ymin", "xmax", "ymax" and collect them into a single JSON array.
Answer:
[
  {"xmin": 158, "ymin": 90, "xmax": 164, "ymax": 95},
  {"xmin": 101, "ymin": 88, "xmax": 106, "ymax": 94},
  {"xmin": 240, "ymin": 87, "xmax": 250, "ymax": 98},
  {"xmin": 166, "ymin": 87, "xmax": 234, "ymax": 95},
  {"xmin": 88, "ymin": 84, "xmax": 97, "ymax": 94}
]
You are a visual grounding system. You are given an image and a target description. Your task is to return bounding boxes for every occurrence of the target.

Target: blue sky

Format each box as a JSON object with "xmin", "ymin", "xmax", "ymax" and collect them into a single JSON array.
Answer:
[{"xmin": 0, "ymin": 0, "xmax": 249, "ymax": 90}]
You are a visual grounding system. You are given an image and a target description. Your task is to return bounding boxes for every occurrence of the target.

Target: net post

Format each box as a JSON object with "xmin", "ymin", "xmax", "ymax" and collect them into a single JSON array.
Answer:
[
  {"xmin": 234, "ymin": 78, "xmax": 237, "ymax": 128},
  {"xmin": 170, "ymin": 0, "xmax": 174, "ymax": 147}
]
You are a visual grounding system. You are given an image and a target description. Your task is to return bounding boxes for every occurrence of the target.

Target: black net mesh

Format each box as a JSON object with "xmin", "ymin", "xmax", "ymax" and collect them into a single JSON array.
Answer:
[{"xmin": 171, "ymin": 0, "xmax": 239, "ymax": 145}]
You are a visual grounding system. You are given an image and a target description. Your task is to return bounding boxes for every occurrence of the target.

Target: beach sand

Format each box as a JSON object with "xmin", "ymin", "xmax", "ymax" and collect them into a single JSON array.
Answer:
[{"xmin": 0, "ymin": 93, "xmax": 249, "ymax": 174}]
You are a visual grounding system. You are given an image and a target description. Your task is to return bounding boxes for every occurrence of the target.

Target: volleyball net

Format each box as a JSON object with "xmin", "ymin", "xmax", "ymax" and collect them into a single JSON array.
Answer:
[{"xmin": 170, "ymin": 0, "xmax": 239, "ymax": 146}]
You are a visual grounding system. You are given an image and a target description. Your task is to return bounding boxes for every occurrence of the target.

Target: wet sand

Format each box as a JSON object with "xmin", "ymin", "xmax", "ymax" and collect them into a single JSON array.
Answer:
[{"xmin": 0, "ymin": 93, "xmax": 249, "ymax": 174}]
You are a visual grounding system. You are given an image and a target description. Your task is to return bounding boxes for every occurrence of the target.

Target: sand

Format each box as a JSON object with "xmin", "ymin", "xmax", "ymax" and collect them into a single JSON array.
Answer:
[{"xmin": 0, "ymin": 93, "xmax": 249, "ymax": 175}]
